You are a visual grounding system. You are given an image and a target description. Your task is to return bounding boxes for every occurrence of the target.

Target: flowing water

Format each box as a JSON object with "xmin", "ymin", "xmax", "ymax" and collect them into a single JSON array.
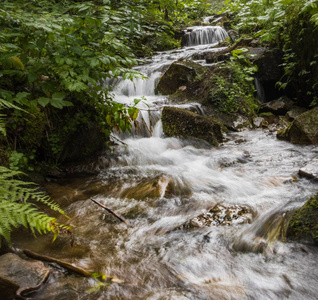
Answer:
[{"xmin": 13, "ymin": 26, "xmax": 318, "ymax": 300}]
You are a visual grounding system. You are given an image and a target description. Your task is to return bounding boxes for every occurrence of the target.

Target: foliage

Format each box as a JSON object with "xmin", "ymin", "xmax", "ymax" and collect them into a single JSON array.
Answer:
[
  {"xmin": 0, "ymin": 0, "xmax": 212, "ymax": 166},
  {"xmin": 0, "ymin": 0, "xmax": 146, "ymax": 165},
  {"xmin": 222, "ymin": 0, "xmax": 318, "ymax": 107},
  {"xmin": 0, "ymin": 166, "xmax": 69, "ymax": 245},
  {"xmin": 209, "ymin": 49, "xmax": 258, "ymax": 115}
]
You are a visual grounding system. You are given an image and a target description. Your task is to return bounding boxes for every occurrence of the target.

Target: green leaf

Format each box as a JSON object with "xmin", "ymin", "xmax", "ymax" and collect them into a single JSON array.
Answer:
[
  {"xmin": 106, "ymin": 114, "xmax": 113, "ymax": 125},
  {"xmin": 28, "ymin": 72, "xmax": 38, "ymax": 84},
  {"xmin": 36, "ymin": 40, "xmax": 46, "ymax": 49},
  {"xmin": 37, "ymin": 97, "xmax": 50, "ymax": 107},
  {"xmin": 133, "ymin": 98, "xmax": 141, "ymax": 105},
  {"xmin": 65, "ymin": 81, "xmax": 88, "ymax": 92},
  {"xmin": 278, "ymin": 0, "xmax": 293, "ymax": 4},
  {"xmin": 50, "ymin": 99, "xmax": 73, "ymax": 109},
  {"xmin": 89, "ymin": 58, "xmax": 100, "ymax": 68},
  {"xmin": 52, "ymin": 92, "xmax": 66, "ymax": 101}
]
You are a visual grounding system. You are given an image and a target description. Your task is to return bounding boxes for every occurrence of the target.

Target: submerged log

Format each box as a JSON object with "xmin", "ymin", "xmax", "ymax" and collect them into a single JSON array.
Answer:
[{"xmin": 23, "ymin": 249, "xmax": 92, "ymax": 277}]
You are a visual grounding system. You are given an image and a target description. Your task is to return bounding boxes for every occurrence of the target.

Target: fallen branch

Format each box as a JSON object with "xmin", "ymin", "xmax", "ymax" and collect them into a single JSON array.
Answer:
[
  {"xmin": 91, "ymin": 198, "xmax": 128, "ymax": 225},
  {"xmin": 23, "ymin": 249, "xmax": 92, "ymax": 277},
  {"xmin": 23, "ymin": 249, "xmax": 123, "ymax": 284}
]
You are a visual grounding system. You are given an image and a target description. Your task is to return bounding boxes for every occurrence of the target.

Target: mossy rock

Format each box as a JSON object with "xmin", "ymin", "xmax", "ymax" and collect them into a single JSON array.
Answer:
[
  {"xmin": 259, "ymin": 112, "xmax": 278, "ymax": 124},
  {"xmin": 161, "ymin": 106, "xmax": 223, "ymax": 146},
  {"xmin": 254, "ymin": 48, "xmax": 284, "ymax": 82},
  {"xmin": 287, "ymin": 195, "xmax": 318, "ymax": 245},
  {"xmin": 259, "ymin": 96, "xmax": 294, "ymax": 116},
  {"xmin": 156, "ymin": 60, "xmax": 202, "ymax": 95},
  {"xmin": 279, "ymin": 107, "xmax": 318, "ymax": 144}
]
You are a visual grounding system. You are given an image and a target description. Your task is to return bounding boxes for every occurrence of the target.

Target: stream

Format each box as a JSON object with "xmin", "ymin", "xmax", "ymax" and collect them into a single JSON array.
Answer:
[{"xmin": 13, "ymin": 26, "xmax": 318, "ymax": 300}]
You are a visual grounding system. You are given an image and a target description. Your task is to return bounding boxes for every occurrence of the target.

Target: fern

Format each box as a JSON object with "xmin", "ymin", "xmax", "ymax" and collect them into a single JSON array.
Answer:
[
  {"xmin": 0, "ymin": 166, "xmax": 70, "ymax": 245},
  {"xmin": 0, "ymin": 98, "xmax": 27, "ymax": 136}
]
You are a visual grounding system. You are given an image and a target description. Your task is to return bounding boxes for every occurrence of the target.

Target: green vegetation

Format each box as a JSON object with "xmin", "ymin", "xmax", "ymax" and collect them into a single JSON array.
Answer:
[
  {"xmin": 161, "ymin": 106, "xmax": 223, "ymax": 146},
  {"xmin": 0, "ymin": 0, "xmax": 211, "ymax": 245},
  {"xmin": 209, "ymin": 48, "xmax": 258, "ymax": 115},
  {"xmin": 0, "ymin": 166, "xmax": 69, "ymax": 245},
  {"xmin": 222, "ymin": 0, "xmax": 318, "ymax": 107},
  {"xmin": 287, "ymin": 194, "xmax": 318, "ymax": 244}
]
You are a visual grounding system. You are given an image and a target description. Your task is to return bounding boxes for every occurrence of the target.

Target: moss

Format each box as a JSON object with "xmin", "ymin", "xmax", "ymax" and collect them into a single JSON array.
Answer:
[
  {"xmin": 278, "ymin": 107, "xmax": 318, "ymax": 144},
  {"xmin": 161, "ymin": 106, "xmax": 223, "ymax": 146},
  {"xmin": 276, "ymin": 122, "xmax": 292, "ymax": 141},
  {"xmin": 259, "ymin": 112, "xmax": 275, "ymax": 118},
  {"xmin": 156, "ymin": 60, "xmax": 202, "ymax": 95},
  {"xmin": 287, "ymin": 194, "xmax": 318, "ymax": 245}
]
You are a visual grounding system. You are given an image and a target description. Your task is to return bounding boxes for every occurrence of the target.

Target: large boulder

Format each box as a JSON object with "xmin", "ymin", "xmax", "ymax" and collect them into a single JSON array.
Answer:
[
  {"xmin": 277, "ymin": 107, "xmax": 318, "ymax": 144},
  {"xmin": 253, "ymin": 48, "xmax": 284, "ymax": 102},
  {"xmin": 287, "ymin": 194, "xmax": 318, "ymax": 245},
  {"xmin": 0, "ymin": 253, "xmax": 49, "ymax": 300},
  {"xmin": 156, "ymin": 60, "xmax": 201, "ymax": 95},
  {"xmin": 161, "ymin": 106, "xmax": 223, "ymax": 146},
  {"xmin": 254, "ymin": 48, "xmax": 283, "ymax": 82},
  {"xmin": 259, "ymin": 96, "xmax": 295, "ymax": 116}
]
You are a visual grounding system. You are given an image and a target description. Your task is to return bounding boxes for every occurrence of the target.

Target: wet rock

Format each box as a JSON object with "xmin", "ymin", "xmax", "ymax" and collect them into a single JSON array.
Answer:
[
  {"xmin": 0, "ymin": 276, "xmax": 19, "ymax": 300},
  {"xmin": 285, "ymin": 107, "xmax": 307, "ymax": 121},
  {"xmin": 278, "ymin": 107, "xmax": 318, "ymax": 144},
  {"xmin": 287, "ymin": 194, "xmax": 318, "ymax": 245},
  {"xmin": 210, "ymin": 15, "xmax": 227, "ymax": 26},
  {"xmin": 205, "ymin": 109, "xmax": 252, "ymax": 131},
  {"xmin": 156, "ymin": 60, "xmax": 201, "ymax": 95},
  {"xmin": 254, "ymin": 48, "xmax": 284, "ymax": 82},
  {"xmin": 206, "ymin": 52, "xmax": 231, "ymax": 63},
  {"xmin": 244, "ymin": 47, "xmax": 267, "ymax": 61},
  {"xmin": 0, "ymin": 253, "xmax": 49, "ymax": 299},
  {"xmin": 229, "ymin": 115, "xmax": 252, "ymax": 131},
  {"xmin": 228, "ymin": 30, "xmax": 239, "ymax": 43},
  {"xmin": 120, "ymin": 176, "xmax": 166, "ymax": 200},
  {"xmin": 253, "ymin": 117, "xmax": 267, "ymax": 128},
  {"xmin": 180, "ymin": 204, "xmax": 254, "ymax": 230},
  {"xmin": 251, "ymin": 38, "xmax": 261, "ymax": 47},
  {"xmin": 260, "ymin": 96, "xmax": 295, "ymax": 116},
  {"xmin": 161, "ymin": 106, "xmax": 223, "ymax": 146},
  {"xmin": 259, "ymin": 112, "xmax": 279, "ymax": 124},
  {"xmin": 299, "ymin": 159, "xmax": 318, "ymax": 180},
  {"xmin": 205, "ymin": 38, "xmax": 253, "ymax": 64},
  {"xmin": 253, "ymin": 49, "xmax": 284, "ymax": 102}
]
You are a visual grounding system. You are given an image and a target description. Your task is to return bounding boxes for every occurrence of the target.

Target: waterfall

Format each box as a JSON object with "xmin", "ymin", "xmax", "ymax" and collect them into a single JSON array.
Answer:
[
  {"xmin": 254, "ymin": 77, "xmax": 266, "ymax": 103},
  {"xmin": 112, "ymin": 71, "xmax": 162, "ymax": 97},
  {"xmin": 183, "ymin": 26, "xmax": 228, "ymax": 46}
]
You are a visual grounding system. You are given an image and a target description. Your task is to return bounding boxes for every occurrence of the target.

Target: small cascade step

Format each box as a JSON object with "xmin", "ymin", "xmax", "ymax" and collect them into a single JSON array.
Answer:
[{"xmin": 182, "ymin": 26, "xmax": 228, "ymax": 47}]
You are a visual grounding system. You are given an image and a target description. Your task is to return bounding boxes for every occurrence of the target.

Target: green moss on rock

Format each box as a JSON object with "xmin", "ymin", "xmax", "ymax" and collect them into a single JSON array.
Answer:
[
  {"xmin": 156, "ymin": 60, "xmax": 202, "ymax": 95},
  {"xmin": 278, "ymin": 107, "xmax": 318, "ymax": 144},
  {"xmin": 287, "ymin": 194, "xmax": 318, "ymax": 245},
  {"xmin": 161, "ymin": 106, "xmax": 223, "ymax": 146}
]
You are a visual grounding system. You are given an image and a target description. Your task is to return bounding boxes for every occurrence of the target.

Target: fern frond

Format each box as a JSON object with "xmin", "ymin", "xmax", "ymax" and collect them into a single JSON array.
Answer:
[
  {"xmin": 0, "ymin": 113, "xmax": 7, "ymax": 136},
  {"xmin": 0, "ymin": 97, "xmax": 29, "ymax": 137},
  {"xmin": 0, "ymin": 167, "xmax": 70, "ymax": 245}
]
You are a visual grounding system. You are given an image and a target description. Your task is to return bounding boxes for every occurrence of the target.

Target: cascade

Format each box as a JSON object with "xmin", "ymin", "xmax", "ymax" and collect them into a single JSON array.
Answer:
[
  {"xmin": 24, "ymin": 22, "xmax": 318, "ymax": 300},
  {"xmin": 255, "ymin": 77, "xmax": 266, "ymax": 103},
  {"xmin": 182, "ymin": 26, "xmax": 228, "ymax": 46}
]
